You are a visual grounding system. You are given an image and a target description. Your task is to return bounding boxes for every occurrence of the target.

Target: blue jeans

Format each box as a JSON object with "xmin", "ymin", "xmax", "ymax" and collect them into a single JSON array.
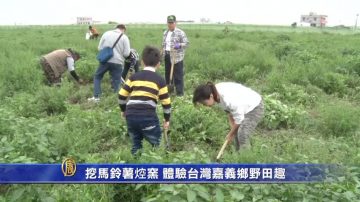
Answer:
[
  {"xmin": 126, "ymin": 116, "xmax": 161, "ymax": 155},
  {"xmin": 93, "ymin": 62, "xmax": 123, "ymax": 97}
]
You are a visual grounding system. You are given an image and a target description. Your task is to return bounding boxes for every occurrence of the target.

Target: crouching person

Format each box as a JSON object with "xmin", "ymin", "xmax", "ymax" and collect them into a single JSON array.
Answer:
[
  {"xmin": 118, "ymin": 46, "xmax": 171, "ymax": 155},
  {"xmin": 193, "ymin": 82, "xmax": 264, "ymax": 150},
  {"xmin": 40, "ymin": 49, "xmax": 83, "ymax": 85},
  {"xmin": 121, "ymin": 48, "xmax": 140, "ymax": 82},
  {"xmin": 89, "ymin": 26, "xmax": 100, "ymax": 40}
]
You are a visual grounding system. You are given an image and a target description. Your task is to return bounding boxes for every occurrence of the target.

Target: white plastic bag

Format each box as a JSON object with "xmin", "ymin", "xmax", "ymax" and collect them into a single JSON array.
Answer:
[{"xmin": 85, "ymin": 32, "xmax": 90, "ymax": 40}]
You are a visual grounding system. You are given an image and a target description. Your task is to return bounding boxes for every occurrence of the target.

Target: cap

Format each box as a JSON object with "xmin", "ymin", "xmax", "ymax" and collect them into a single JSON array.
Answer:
[{"xmin": 167, "ymin": 15, "xmax": 176, "ymax": 23}]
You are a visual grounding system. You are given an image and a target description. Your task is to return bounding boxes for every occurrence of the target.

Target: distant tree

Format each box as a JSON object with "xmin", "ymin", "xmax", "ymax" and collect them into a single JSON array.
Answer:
[
  {"xmin": 200, "ymin": 18, "xmax": 210, "ymax": 23},
  {"xmin": 108, "ymin": 21, "xmax": 119, "ymax": 24},
  {"xmin": 291, "ymin": 22, "xmax": 297, "ymax": 28}
]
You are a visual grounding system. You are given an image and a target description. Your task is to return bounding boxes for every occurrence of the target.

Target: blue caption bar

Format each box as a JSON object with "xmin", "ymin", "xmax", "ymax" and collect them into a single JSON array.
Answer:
[{"xmin": 0, "ymin": 163, "xmax": 336, "ymax": 184}]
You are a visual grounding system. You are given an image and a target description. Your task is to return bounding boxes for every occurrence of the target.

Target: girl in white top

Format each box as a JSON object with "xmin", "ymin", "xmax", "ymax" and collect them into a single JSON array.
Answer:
[{"xmin": 193, "ymin": 82, "xmax": 264, "ymax": 150}]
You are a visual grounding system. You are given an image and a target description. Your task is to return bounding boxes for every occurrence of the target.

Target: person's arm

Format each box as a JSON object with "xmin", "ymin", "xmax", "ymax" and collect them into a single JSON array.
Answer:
[
  {"xmin": 129, "ymin": 53, "xmax": 137, "ymax": 70},
  {"xmin": 160, "ymin": 30, "xmax": 169, "ymax": 58},
  {"xmin": 118, "ymin": 78, "xmax": 132, "ymax": 117},
  {"xmin": 179, "ymin": 30, "xmax": 189, "ymax": 49},
  {"xmin": 225, "ymin": 107, "xmax": 244, "ymax": 141},
  {"xmin": 98, "ymin": 33, "xmax": 106, "ymax": 50},
  {"xmin": 66, "ymin": 57, "xmax": 80, "ymax": 82},
  {"xmin": 125, "ymin": 51, "xmax": 136, "ymax": 66},
  {"xmin": 228, "ymin": 113, "xmax": 235, "ymax": 128},
  {"xmin": 226, "ymin": 122, "xmax": 240, "ymax": 142},
  {"xmin": 122, "ymin": 36, "xmax": 131, "ymax": 58},
  {"xmin": 159, "ymin": 82, "xmax": 171, "ymax": 129},
  {"xmin": 161, "ymin": 30, "xmax": 168, "ymax": 50},
  {"xmin": 70, "ymin": 71, "xmax": 80, "ymax": 81}
]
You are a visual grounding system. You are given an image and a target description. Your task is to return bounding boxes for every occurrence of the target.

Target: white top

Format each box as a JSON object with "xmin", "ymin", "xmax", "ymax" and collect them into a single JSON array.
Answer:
[
  {"xmin": 215, "ymin": 82, "xmax": 262, "ymax": 124},
  {"xmin": 98, "ymin": 29, "xmax": 131, "ymax": 65},
  {"xmin": 165, "ymin": 31, "xmax": 173, "ymax": 51},
  {"xmin": 66, "ymin": 57, "xmax": 75, "ymax": 71},
  {"xmin": 144, "ymin": 66, "xmax": 156, "ymax": 72}
]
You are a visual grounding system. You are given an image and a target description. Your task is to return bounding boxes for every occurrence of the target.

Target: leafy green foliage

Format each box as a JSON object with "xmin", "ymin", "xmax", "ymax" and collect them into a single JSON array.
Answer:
[
  {"xmin": 168, "ymin": 98, "xmax": 227, "ymax": 150},
  {"xmin": 311, "ymin": 72, "xmax": 348, "ymax": 96},
  {"xmin": 317, "ymin": 104, "xmax": 360, "ymax": 137},
  {"xmin": 0, "ymin": 108, "xmax": 57, "ymax": 163},
  {"xmin": 36, "ymin": 85, "xmax": 68, "ymax": 115},
  {"xmin": 261, "ymin": 95, "xmax": 307, "ymax": 129}
]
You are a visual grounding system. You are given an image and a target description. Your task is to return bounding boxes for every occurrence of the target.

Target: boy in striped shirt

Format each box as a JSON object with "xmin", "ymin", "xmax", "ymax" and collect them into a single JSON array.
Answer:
[{"xmin": 119, "ymin": 46, "xmax": 171, "ymax": 155}]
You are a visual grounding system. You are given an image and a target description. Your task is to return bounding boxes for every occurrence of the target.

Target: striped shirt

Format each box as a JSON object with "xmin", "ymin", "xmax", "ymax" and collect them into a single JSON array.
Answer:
[
  {"xmin": 162, "ymin": 27, "xmax": 189, "ymax": 64},
  {"xmin": 118, "ymin": 67, "xmax": 171, "ymax": 121}
]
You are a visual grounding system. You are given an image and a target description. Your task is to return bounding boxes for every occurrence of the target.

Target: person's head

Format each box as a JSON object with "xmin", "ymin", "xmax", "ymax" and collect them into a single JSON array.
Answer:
[
  {"xmin": 141, "ymin": 46, "xmax": 160, "ymax": 68},
  {"xmin": 67, "ymin": 48, "xmax": 81, "ymax": 61},
  {"xmin": 193, "ymin": 82, "xmax": 219, "ymax": 107},
  {"xmin": 116, "ymin": 24, "xmax": 126, "ymax": 32},
  {"xmin": 167, "ymin": 15, "xmax": 177, "ymax": 31},
  {"xmin": 89, "ymin": 25, "xmax": 92, "ymax": 30}
]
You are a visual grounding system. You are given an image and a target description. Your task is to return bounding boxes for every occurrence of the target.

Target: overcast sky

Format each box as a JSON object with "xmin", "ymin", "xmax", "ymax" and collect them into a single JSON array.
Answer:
[{"xmin": 0, "ymin": 0, "xmax": 359, "ymax": 26}]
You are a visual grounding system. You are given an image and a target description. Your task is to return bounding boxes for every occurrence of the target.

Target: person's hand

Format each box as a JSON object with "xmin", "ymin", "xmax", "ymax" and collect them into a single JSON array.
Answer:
[
  {"xmin": 174, "ymin": 43, "xmax": 181, "ymax": 50},
  {"xmin": 228, "ymin": 114, "xmax": 235, "ymax": 127},
  {"xmin": 163, "ymin": 121, "xmax": 170, "ymax": 130},
  {"xmin": 225, "ymin": 132, "xmax": 235, "ymax": 142}
]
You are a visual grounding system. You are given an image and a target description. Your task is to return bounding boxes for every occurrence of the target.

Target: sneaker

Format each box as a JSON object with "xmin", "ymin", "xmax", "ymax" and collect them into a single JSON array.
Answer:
[{"xmin": 87, "ymin": 97, "xmax": 100, "ymax": 103}]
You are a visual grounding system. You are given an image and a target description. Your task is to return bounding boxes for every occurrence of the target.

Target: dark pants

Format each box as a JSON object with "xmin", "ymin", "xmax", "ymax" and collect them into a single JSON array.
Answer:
[
  {"xmin": 165, "ymin": 53, "xmax": 184, "ymax": 96},
  {"xmin": 126, "ymin": 115, "xmax": 162, "ymax": 155},
  {"xmin": 121, "ymin": 61, "xmax": 139, "ymax": 81},
  {"xmin": 90, "ymin": 34, "xmax": 99, "ymax": 40},
  {"xmin": 93, "ymin": 62, "xmax": 123, "ymax": 97}
]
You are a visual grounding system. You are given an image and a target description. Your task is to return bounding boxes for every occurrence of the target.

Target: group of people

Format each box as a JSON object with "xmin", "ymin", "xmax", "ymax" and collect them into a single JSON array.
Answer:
[{"xmin": 39, "ymin": 15, "xmax": 264, "ymax": 156}]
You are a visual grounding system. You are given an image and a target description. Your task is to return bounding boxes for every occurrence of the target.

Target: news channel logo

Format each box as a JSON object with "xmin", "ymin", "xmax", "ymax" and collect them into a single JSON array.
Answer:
[{"xmin": 61, "ymin": 158, "xmax": 77, "ymax": 177}]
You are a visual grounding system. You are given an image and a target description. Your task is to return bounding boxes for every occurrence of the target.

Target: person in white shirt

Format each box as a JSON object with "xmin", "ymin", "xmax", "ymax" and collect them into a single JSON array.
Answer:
[{"xmin": 193, "ymin": 82, "xmax": 264, "ymax": 150}]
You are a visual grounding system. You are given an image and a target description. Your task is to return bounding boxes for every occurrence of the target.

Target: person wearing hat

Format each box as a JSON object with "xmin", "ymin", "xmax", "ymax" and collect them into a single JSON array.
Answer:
[
  {"xmin": 40, "ymin": 48, "xmax": 83, "ymax": 85},
  {"xmin": 162, "ymin": 15, "xmax": 189, "ymax": 96},
  {"xmin": 88, "ymin": 24, "xmax": 130, "ymax": 102}
]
